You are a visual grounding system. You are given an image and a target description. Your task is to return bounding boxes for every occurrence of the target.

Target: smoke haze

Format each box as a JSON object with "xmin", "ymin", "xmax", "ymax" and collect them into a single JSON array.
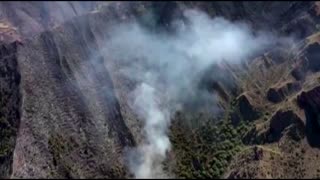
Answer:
[{"xmin": 100, "ymin": 9, "xmax": 291, "ymax": 178}]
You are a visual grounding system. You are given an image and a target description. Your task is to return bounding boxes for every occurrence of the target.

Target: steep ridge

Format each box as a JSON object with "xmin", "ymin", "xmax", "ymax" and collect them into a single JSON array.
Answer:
[
  {"xmin": 223, "ymin": 29, "xmax": 320, "ymax": 179},
  {"xmin": 0, "ymin": 42, "xmax": 21, "ymax": 178},
  {"xmin": 164, "ymin": 1, "xmax": 320, "ymax": 178},
  {"xmin": 11, "ymin": 7, "xmax": 137, "ymax": 178}
]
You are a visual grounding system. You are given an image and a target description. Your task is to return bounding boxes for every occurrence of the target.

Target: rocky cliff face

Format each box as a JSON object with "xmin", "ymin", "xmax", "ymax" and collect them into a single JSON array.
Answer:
[
  {"xmin": 1, "ymin": 1, "xmax": 320, "ymax": 179},
  {"xmin": 298, "ymin": 86, "xmax": 320, "ymax": 119},
  {"xmin": 0, "ymin": 42, "xmax": 21, "ymax": 178}
]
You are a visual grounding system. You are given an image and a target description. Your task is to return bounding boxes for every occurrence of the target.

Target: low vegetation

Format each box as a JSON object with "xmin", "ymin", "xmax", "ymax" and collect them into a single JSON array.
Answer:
[
  {"xmin": 169, "ymin": 101, "xmax": 252, "ymax": 178},
  {"xmin": 0, "ymin": 117, "xmax": 16, "ymax": 157}
]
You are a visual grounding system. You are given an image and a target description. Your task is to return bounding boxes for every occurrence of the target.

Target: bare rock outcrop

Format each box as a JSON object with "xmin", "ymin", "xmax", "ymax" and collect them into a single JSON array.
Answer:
[
  {"xmin": 267, "ymin": 80, "xmax": 301, "ymax": 103},
  {"xmin": 297, "ymin": 85, "xmax": 320, "ymax": 128},
  {"xmin": 267, "ymin": 110, "xmax": 305, "ymax": 142},
  {"xmin": 290, "ymin": 64, "xmax": 306, "ymax": 81},
  {"xmin": 237, "ymin": 93, "xmax": 261, "ymax": 122}
]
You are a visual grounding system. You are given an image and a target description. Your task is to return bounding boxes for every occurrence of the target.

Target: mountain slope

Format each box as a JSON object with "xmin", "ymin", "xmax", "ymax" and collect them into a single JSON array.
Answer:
[{"xmin": 0, "ymin": 1, "xmax": 320, "ymax": 179}]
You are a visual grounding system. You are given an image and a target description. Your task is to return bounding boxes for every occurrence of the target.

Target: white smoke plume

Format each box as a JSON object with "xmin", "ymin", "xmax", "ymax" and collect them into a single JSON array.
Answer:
[
  {"xmin": 101, "ymin": 9, "xmax": 289, "ymax": 178},
  {"xmin": 126, "ymin": 83, "xmax": 171, "ymax": 178}
]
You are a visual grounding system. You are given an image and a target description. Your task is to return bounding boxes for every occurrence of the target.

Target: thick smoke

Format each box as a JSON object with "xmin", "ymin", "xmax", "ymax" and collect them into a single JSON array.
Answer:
[
  {"xmin": 126, "ymin": 83, "xmax": 171, "ymax": 178},
  {"xmin": 102, "ymin": 9, "xmax": 284, "ymax": 178}
]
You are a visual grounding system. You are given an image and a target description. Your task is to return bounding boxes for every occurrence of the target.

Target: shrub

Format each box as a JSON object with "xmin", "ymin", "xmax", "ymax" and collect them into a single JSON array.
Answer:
[{"xmin": 169, "ymin": 100, "xmax": 251, "ymax": 178}]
